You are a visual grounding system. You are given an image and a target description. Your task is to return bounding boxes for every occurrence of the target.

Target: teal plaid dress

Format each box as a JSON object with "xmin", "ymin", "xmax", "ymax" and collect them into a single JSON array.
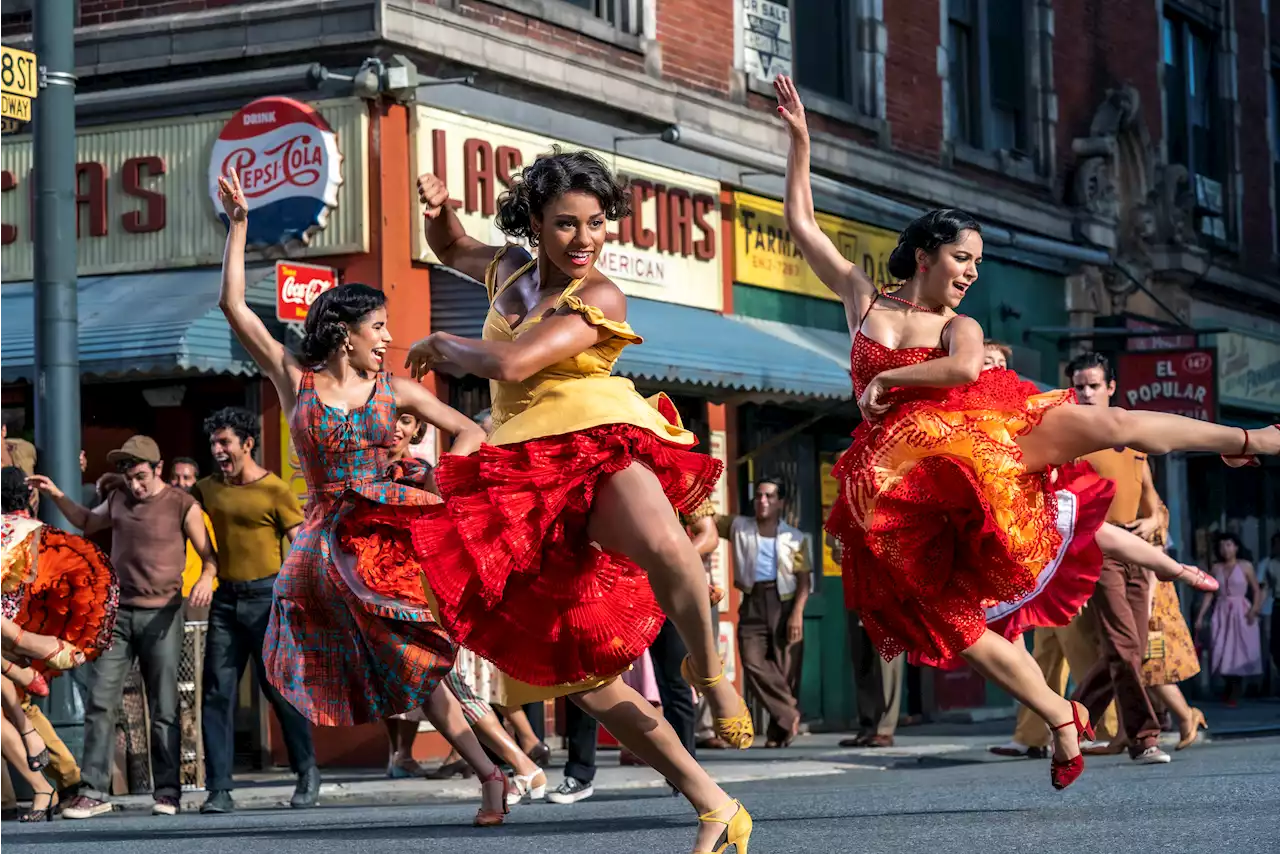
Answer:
[{"xmin": 264, "ymin": 370, "xmax": 456, "ymax": 727}]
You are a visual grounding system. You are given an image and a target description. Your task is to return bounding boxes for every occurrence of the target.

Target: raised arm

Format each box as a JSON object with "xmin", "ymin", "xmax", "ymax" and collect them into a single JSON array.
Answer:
[
  {"xmin": 26, "ymin": 475, "xmax": 110, "ymax": 535},
  {"xmin": 418, "ymin": 173, "xmax": 506, "ymax": 284},
  {"xmin": 857, "ymin": 315, "xmax": 985, "ymax": 420},
  {"xmin": 775, "ymin": 76, "xmax": 877, "ymax": 315},
  {"xmin": 390, "ymin": 378, "xmax": 487, "ymax": 457},
  {"xmin": 405, "ymin": 280, "xmax": 624, "ymax": 385},
  {"xmin": 216, "ymin": 168, "xmax": 302, "ymax": 411}
]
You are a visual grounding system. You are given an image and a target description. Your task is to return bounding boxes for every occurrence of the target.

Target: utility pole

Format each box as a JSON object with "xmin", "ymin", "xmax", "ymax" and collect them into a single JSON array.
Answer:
[
  {"xmin": 33, "ymin": 0, "xmax": 80, "ymax": 531},
  {"xmin": 32, "ymin": 0, "xmax": 84, "ymax": 750}
]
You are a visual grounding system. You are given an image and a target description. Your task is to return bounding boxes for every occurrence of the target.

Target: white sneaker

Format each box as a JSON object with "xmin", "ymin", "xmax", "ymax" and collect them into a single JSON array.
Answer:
[{"xmin": 1133, "ymin": 746, "xmax": 1172, "ymax": 764}]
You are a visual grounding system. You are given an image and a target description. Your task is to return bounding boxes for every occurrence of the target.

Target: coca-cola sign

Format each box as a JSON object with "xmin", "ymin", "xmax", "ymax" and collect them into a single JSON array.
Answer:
[
  {"xmin": 209, "ymin": 96, "xmax": 342, "ymax": 249},
  {"xmin": 276, "ymin": 261, "xmax": 338, "ymax": 323}
]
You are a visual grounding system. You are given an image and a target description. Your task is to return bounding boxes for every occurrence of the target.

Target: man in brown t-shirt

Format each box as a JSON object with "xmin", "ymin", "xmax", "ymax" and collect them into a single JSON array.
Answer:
[
  {"xmin": 29, "ymin": 435, "xmax": 216, "ymax": 818},
  {"xmin": 1065, "ymin": 352, "xmax": 1173, "ymax": 765}
]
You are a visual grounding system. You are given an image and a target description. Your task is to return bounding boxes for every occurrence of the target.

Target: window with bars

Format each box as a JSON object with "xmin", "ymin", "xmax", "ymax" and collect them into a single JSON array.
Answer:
[
  {"xmin": 559, "ymin": 0, "xmax": 642, "ymax": 34},
  {"xmin": 946, "ymin": 0, "xmax": 1030, "ymax": 154}
]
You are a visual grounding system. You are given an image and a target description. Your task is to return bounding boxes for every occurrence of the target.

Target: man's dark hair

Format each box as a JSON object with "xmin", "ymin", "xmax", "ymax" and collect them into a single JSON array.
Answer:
[
  {"xmin": 756, "ymin": 476, "xmax": 788, "ymax": 501},
  {"xmin": 1, "ymin": 466, "xmax": 31, "ymax": 513},
  {"xmin": 171, "ymin": 456, "xmax": 200, "ymax": 475},
  {"xmin": 203, "ymin": 407, "xmax": 259, "ymax": 448},
  {"xmin": 1065, "ymin": 351, "xmax": 1115, "ymax": 384},
  {"xmin": 115, "ymin": 458, "xmax": 160, "ymax": 474}
]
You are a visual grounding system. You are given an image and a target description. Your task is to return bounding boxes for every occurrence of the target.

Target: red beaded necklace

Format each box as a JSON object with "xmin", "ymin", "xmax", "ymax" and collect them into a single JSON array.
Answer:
[{"xmin": 881, "ymin": 291, "xmax": 945, "ymax": 314}]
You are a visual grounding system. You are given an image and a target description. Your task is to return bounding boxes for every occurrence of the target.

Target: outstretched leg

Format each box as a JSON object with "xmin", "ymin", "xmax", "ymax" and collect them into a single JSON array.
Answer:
[
  {"xmin": 961, "ymin": 630, "xmax": 1081, "ymax": 766},
  {"xmin": 419, "ymin": 682, "xmax": 503, "ymax": 814},
  {"xmin": 1017, "ymin": 404, "xmax": 1279, "ymax": 473},
  {"xmin": 587, "ymin": 463, "xmax": 748, "ymax": 744},
  {"xmin": 572, "ymin": 679, "xmax": 743, "ymax": 854}
]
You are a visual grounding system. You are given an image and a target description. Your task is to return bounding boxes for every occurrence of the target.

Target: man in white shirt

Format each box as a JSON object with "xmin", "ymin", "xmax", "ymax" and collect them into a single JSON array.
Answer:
[{"xmin": 718, "ymin": 477, "xmax": 812, "ymax": 747}]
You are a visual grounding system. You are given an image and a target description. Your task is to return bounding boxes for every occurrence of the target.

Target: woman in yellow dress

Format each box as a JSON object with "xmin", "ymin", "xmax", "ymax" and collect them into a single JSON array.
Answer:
[{"xmin": 339, "ymin": 150, "xmax": 751, "ymax": 854}]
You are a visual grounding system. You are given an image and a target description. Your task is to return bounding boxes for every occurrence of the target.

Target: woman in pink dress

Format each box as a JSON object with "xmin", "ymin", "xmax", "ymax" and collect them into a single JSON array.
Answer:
[{"xmin": 1196, "ymin": 533, "xmax": 1263, "ymax": 706}]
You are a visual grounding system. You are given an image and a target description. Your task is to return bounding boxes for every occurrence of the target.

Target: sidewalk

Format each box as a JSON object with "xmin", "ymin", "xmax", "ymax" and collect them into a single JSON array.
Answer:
[{"xmin": 100, "ymin": 699, "xmax": 1279, "ymax": 814}]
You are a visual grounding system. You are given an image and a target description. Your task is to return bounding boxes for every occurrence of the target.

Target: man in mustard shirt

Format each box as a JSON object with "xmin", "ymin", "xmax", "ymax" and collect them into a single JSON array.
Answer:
[
  {"xmin": 1066, "ymin": 353, "xmax": 1172, "ymax": 765},
  {"xmin": 192, "ymin": 407, "xmax": 317, "ymax": 814}
]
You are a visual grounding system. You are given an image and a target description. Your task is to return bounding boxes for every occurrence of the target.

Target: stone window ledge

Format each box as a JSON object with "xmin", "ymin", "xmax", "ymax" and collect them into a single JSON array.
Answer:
[
  {"xmin": 745, "ymin": 74, "xmax": 887, "ymax": 142},
  {"xmin": 455, "ymin": 0, "xmax": 644, "ymax": 53}
]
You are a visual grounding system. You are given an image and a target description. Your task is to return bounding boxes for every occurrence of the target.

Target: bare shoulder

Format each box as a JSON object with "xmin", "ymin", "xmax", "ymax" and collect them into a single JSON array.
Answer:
[
  {"xmin": 573, "ymin": 278, "xmax": 627, "ymax": 322},
  {"xmin": 494, "ymin": 245, "xmax": 534, "ymax": 284}
]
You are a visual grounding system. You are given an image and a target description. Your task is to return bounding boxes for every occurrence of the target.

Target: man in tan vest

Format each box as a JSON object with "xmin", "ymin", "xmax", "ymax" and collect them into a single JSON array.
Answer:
[{"xmin": 1067, "ymin": 352, "xmax": 1172, "ymax": 764}]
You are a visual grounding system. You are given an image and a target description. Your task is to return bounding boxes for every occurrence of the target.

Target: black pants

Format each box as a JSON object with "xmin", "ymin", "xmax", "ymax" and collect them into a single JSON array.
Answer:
[
  {"xmin": 563, "ymin": 699, "xmax": 598, "ymax": 784},
  {"xmin": 201, "ymin": 576, "xmax": 316, "ymax": 791},
  {"xmin": 648, "ymin": 619, "xmax": 697, "ymax": 757}
]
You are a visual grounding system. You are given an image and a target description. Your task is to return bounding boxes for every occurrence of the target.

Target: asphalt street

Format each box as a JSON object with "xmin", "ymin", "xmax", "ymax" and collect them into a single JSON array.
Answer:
[{"xmin": 7, "ymin": 735, "xmax": 1278, "ymax": 854}]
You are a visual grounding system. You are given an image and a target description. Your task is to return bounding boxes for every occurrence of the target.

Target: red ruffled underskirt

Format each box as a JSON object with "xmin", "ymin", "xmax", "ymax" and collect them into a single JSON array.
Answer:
[
  {"xmin": 14, "ymin": 527, "xmax": 119, "ymax": 673},
  {"xmin": 336, "ymin": 424, "xmax": 722, "ymax": 687}
]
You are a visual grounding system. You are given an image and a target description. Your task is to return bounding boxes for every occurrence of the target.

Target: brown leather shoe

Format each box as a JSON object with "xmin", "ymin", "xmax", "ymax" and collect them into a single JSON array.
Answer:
[
  {"xmin": 839, "ymin": 733, "xmax": 872, "ymax": 748},
  {"xmin": 863, "ymin": 734, "xmax": 895, "ymax": 748}
]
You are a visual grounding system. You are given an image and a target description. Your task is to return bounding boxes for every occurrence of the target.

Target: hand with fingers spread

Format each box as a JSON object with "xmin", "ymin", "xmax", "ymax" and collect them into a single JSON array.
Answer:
[
  {"xmin": 417, "ymin": 173, "xmax": 451, "ymax": 220},
  {"xmin": 217, "ymin": 168, "xmax": 249, "ymax": 222},
  {"xmin": 25, "ymin": 475, "xmax": 63, "ymax": 499},
  {"xmin": 405, "ymin": 333, "xmax": 446, "ymax": 381},
  {"xmin": 773, "ymin": 74, "xmax": 809, "ymax": 142}
]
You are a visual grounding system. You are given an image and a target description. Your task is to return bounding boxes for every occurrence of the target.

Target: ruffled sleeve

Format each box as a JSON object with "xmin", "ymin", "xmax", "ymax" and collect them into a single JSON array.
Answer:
[{"xmin": 558, "ymin": 294, "xmax": 643, "ymax": 343}]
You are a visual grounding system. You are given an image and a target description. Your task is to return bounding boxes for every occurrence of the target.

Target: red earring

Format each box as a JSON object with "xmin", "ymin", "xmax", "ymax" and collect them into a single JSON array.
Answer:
[{"xmin": 918, "ymin": 265, "xmax": 927, "ymax": 273}]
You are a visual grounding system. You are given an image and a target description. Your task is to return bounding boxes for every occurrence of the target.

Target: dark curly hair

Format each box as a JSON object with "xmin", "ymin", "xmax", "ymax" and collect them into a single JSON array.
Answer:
[
  {"xmin": 495, "ymin": 147, "xmax": 631, "ymax": 246},
  {"xmin": 1, "ymin": 466, "xmax": 31, "ymax": 514},
  {"xmin": 887, "ymin": 208, "xmax": 982, "ymax": 281},
  {"xmin": 202, "ymin": 406, "xmax": 259, "ymax": 449},
  {"xmin": 298, "ymin": 283, "xmax": 387, "ymax": 365},
  {"xmin": 1065, "ymin": 351, "xmax": 1116, "ymax": 384}
]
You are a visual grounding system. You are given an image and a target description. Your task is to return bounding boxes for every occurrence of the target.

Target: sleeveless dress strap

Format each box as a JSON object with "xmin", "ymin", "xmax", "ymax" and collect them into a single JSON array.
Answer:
[
  {"xmin": 554, "ymin": 278, "xmax": 641, "ymax": 341},
  {"xmin": 484, "ymin": 245, "xmax": 537, "ymax": 305}
]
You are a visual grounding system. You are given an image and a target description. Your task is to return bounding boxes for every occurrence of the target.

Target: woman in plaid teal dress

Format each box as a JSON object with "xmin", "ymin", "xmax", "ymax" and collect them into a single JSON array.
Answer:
[{"xmin": 215, "ymin": 169, "xmax": 513, "ymax": 825}]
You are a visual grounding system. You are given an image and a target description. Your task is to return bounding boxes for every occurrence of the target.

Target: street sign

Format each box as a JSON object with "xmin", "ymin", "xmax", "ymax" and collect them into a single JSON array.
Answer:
[{"xmin": 1, "ymin": 46, "xmax": 38, "ymax": 124}]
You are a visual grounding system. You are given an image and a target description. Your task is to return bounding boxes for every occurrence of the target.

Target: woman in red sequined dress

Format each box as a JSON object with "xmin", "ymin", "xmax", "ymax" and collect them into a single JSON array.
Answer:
[{"xmin": 775, "ymin": 75, "xmax": 1276, "ymax": 790}]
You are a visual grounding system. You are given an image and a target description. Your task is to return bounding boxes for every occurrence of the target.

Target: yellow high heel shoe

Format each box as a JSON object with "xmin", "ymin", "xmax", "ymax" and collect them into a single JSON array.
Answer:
[
  {"xmin": 681, "ymin": 655, "xmax": 754, "ymax": 749},
  {"xmin": 694, "ymin": 799, "xmax": 752, "ymax": 854}
]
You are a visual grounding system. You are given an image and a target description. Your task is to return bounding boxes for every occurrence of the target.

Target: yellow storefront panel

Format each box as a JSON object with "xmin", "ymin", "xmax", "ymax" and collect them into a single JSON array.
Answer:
[{"xmin": 733, "ymin": 191, "xmax": 900, "ymax": 301}]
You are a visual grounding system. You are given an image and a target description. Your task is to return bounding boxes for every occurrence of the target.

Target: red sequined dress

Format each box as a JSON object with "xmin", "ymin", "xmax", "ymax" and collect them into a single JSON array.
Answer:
[
  {"xmin": 337, "ymin": 247, "xmax": 722, "ymax": 693},
  {"xmin": 825, "ymin": 316, "xmax": 1111, "ymax": 665}
]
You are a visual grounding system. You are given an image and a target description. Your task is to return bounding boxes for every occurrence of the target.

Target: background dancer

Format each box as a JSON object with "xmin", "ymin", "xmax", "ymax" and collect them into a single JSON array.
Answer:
[
  {"xmin": 775, "ymin": 74, "xmax": 1268, "ymax": 790},
  {"xmin": 340, "ymin": 151, "xmax": 752, "ymax": 854},
  {"xmin": 215, "ymin": 169, "xmax": 510, "ymax": 826},
  {"xmin": 1196, "ymin": 533, "xmax": 1264, "ymax": 706}
]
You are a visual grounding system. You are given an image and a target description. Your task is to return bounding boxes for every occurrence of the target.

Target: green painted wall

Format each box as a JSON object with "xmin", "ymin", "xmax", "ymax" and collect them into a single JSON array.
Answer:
[
  {"xmin": 732, "ymin": 284, "xmax": 847, "ymax": 331},
  {"xmin": 961, "ymin": 259, "xmax": 1070, "ymax": 386}
]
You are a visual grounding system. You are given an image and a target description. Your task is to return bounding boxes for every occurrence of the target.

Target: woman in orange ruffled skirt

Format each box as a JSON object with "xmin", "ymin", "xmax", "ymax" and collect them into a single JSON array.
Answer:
[
  {"xmin": 775, "ymin": 75, "xmax": 1274, "ymax": 791},
  {"xmin": 338, "ymin": 150, "xmax": 751, "ymax": 854}
]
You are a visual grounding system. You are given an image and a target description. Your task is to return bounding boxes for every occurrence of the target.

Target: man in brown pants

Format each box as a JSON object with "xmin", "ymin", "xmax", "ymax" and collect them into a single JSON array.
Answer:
[
  {"xmin": 720, "ymin": 477, "xmax": 811, "ymax": 748},
  {"xmin": 1066, "ymin": 352, "xmax": 1172, "ymax": 765}
]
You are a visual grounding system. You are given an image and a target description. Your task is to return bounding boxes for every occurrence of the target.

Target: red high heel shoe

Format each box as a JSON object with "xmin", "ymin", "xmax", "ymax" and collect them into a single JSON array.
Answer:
[
  {"xmin": 1049, "ymin": 701, "xmax": 1094, "ymax": 791},
  {"xmin": 1222, "ymin": 425, "xmax": 1279, "ymax": 468},
  {"xmin": 2, "ymin": 661, "xmax": 48, "ymax": 697},
  {"xmin": 474, "ymin": 766, "xmax": 510, "ymax": 827}
]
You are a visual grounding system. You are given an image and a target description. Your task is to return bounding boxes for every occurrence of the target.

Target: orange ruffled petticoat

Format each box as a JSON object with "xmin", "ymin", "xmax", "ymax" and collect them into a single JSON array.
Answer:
[
  {"xmin": 829, "ymin": 339, "xmax": 1077, "ymax": 665},
  {"xmin": 337, "ymin": 424, "xmax": 723, "ymax": 688},
  {"xmin": 2, "ymin": 518, "xmax": 119, "ymax": 672}
]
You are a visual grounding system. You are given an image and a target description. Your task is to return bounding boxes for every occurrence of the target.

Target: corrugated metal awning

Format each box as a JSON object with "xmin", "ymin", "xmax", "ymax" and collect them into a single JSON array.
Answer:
[
  {"xmin": 429, "ymin": 272, "xmax": 853, "ymax": 400},
  {"xmin": 2, "ymin": 267, "xmax": 277, "ymax": 382}
]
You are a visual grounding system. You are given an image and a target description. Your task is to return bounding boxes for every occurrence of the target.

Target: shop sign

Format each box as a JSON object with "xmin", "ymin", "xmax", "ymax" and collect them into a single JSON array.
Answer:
[
  {"xmin": 742, "ymin": 0, "xmax": 792, "ymax": 83},
  {"xmin": 1219, "ymin": 331, "xmax": 1280, "ymax": 412},
  {"xmin": 412, "ymin": 106, "xmax": 724, "ymax": 312},
  {"xmin": 732, "ymin": 191, "xmax": 899, "ymax": 301},
  {"xmin": 0, "ymin": 46, "xmax": 37, "ymax": 125},
  {"xmin": 1117, "ymin": 349, "xmax": 1216, "ymax": 421},
  {"xmin": 820, "ymin": 456, "xmax": 841, "ymax": 577},
  {"xmin": 275, "ymin": 260, "xmax": 338, "ymax": 323},
  {"xmin": 280, "ymin": 410, "xmax": 309, "ymax": 512},
  {"xmin": 709, "ymin": 429, "xmax": 730, "ymax": 611},
  {"xmin": 209, "ymin": 97, "xmax": 343, "ymax": 249},
  {"xmin": 1, "ymin": 98, "xmax": 368, "ymax": 281},
  {"xmin": 1124, "ymin": 317, "xmax": 1196, "ymax": 352}
]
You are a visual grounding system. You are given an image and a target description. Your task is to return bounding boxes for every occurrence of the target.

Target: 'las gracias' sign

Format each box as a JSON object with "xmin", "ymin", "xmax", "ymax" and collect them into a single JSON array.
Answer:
[{"xmin": 209, "ymin": 97, "xmax": 343, "ymax": 248}]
